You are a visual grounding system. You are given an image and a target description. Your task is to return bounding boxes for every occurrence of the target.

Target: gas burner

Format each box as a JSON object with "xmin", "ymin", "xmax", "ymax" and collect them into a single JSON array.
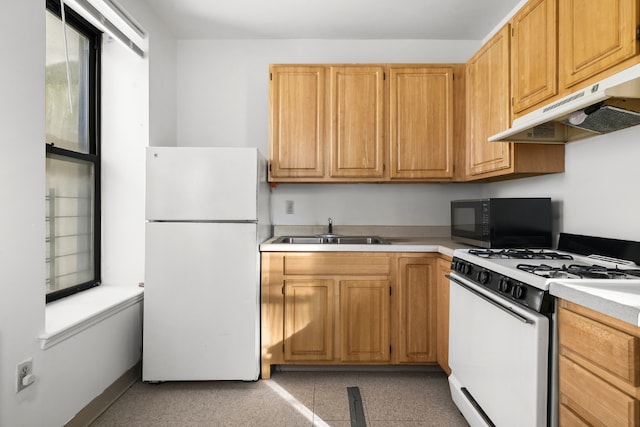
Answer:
[
  {"xmin": 517, "ymin": 263, "xmax": 640, "ymax": 279},
  {"xmin": 468, "ymin": 248, "xmax": 574, "ymax": 260}
]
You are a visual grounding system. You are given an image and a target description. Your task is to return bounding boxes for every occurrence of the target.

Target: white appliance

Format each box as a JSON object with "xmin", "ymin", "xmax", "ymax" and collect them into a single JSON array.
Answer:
[
  {"xmin": 447, "ymin": 234, "xmax": 640, "ymax": 427},
  {"xmin": 143, "ymin": 147, "xmax": 271, "ymax": 381}
]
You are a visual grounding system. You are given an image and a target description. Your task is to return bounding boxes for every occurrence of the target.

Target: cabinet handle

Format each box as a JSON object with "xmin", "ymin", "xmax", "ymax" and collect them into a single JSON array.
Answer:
[{"xmin": 446, "ymin": 274, "xmax": 533, "ymax": 324}]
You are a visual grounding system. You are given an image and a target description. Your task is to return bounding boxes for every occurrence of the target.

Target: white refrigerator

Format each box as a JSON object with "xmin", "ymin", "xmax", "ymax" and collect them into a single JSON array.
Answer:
[{"xmin": 143, "ymin": 147, "xmax": 271, "ymax": 381}]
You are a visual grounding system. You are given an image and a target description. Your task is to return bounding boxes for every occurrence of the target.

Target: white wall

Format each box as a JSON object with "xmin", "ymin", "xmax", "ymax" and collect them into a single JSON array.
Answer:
[
  {"xmin": 176, "ymin": 39, "xmax": 482, "ymax": 226},
  {"xmin": 485, "ymin": 127, "xmax": 640, "ymax": 242},
  {"xmin": 0, "ymin": 1, "xmax": 46, "ymax": 425},
  {"xmin": 176, "ymin": 38, "xmax": 640, "ymax": 239},
  {"xmin": 0, "ymin": 1, "xmax": 176, "ymax": 425}
]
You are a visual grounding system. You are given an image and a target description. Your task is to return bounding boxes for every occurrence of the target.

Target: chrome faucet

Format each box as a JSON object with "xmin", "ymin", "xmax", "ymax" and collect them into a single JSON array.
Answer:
[{"xmin": 328, "ymin": 217, "xmax": 333, "ymax": 235}]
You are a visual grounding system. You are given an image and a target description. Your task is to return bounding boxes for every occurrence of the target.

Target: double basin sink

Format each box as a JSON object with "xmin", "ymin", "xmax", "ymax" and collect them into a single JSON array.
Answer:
[{"xmin": 272, "ymin": 235, "xmax": 389, "ymax": 245}]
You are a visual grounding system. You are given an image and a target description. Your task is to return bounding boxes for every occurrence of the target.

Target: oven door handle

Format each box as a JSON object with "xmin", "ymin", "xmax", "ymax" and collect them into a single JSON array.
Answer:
[{"xmin": 446, "ymin": 274, "xmax": 534, "ymax": 325}]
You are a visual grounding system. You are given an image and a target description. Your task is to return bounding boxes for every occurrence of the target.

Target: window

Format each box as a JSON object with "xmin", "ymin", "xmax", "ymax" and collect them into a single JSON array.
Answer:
[{"xmin": 45, "ymin": 0, "xmax": 101, "ymax": 302}]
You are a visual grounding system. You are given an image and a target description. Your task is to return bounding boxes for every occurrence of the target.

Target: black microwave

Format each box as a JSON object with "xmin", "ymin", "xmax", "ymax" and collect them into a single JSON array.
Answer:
[{"xmin": 450, "ymin": 198, "xmax": 552, "ymax": 248}]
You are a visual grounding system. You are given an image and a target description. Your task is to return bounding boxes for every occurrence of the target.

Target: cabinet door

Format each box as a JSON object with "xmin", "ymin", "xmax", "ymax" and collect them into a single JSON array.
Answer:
[
  {"xmin": 436, "ymin": 258, "xmax": 451, "ymax": 374},
  {"xmin": 340, "ymin": 279, "xmax": 391, "ymax": 362},
  {"xmin": 466, "ymin": 25, "xmax": 513, "ymax": 177},
  {"xmin": 397, "ymin": 257, "xmax": 437, "ymax": 363},
  {"xmin": 560, "ymin": 0, "xmax": 639, "ymax": 90},
  {"xmin": 511, "ymin": 0, "xmax": 557, "ymax": 113},
  {"xmin": 389, "ymin": 66, "xmax": 454, "ymax": 180},
  {"xmin": 269, "ymin": 65, "xmax": 326, "ymax": 179},
  {"xmin": 329, "ymin": 66, "xmax": 385, "ymax": 179},
  {"xmin": 284, "ymin": 279, "xmax": 335, "ymax": 361}
]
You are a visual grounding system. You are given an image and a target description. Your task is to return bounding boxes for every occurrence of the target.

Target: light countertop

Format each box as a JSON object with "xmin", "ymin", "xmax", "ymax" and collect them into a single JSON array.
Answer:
[
  {"xmin": 549, "ymin": 280, "xmax": 640, "ymax": 327},
  {"xmin": 259, "ymin": 236, "xmax": 469, "ymax": 257}
]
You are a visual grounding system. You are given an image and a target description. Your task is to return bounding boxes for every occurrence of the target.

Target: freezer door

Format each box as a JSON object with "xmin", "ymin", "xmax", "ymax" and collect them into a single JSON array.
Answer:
[
  {"xmin": 146, "ymin": 147, "xmax": 262, "ymax": 221},
  {"xmin": 143, "ymin": 222, "xmax": 260, "ymax": 381}
]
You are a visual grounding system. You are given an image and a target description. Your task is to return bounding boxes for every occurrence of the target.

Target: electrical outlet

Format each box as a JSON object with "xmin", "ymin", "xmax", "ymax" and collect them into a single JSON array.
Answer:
[
  {"xmin": 285, "ymin": 200, "xmax": 294, "ymax": 215},
  {"xmin": 16, "ymin": 358, "xmax": 34, "ymax": 393}
]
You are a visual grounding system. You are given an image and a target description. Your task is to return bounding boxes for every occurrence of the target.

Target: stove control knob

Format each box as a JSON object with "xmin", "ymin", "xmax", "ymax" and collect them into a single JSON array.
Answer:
[
  {"xmin": 498, "ymin": 277, "xmax": 512, "ymax": 293},
  {"xmin": 462, "ymin": 263, "xmax": 471, "ymax": 275},
  {"xmin": 455, "ymin": 261, "xmax": 471, "ymax": 275},
  {"xmin": 477, "ymin": 270, "xmax": 491, "ymax": 285},
  {"xmin": 512, "ymin": 284, "xmax": 527, "ymax": 300}
]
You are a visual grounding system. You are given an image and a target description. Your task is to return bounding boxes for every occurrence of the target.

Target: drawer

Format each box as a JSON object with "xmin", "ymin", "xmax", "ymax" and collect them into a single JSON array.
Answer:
[
  {"xmin": 559, "ymin": 403, "xmax": 590, "ymax": 427},
  {"xmin": 559, "ymin": 355, "xmax": 639, "ymax": 427},
  {"xmin": 559, "ymin": 307, "xmax": 640, "ymax": 387},
  {"xmin": 283, "ymin": 253, "xmax": 391, "ymax": 276}
]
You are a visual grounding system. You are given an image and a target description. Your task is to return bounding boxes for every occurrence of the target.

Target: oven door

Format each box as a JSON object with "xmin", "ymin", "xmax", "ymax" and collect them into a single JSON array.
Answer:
[{"xmin": 448, "ymin": 273, "xmax": 549, "ymax": 427}]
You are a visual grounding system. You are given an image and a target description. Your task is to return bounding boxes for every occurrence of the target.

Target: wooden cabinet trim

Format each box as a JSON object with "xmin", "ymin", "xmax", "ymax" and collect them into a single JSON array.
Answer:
[{"xmin": 283, "ymin": 253, "xmax": 391, "ymax": 276}]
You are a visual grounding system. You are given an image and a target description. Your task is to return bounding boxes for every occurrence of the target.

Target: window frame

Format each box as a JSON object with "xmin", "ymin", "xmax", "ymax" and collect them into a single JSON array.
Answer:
[{"xmin": 46, "ymin": 0, "xmax": 102, "ymax": 303}]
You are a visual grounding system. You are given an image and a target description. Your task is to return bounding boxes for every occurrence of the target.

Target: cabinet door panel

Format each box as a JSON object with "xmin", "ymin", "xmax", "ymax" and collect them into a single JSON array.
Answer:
[
  {"xmin": 269, "ymin": 66, "xmax": 325, "ymax": 178},
  {"xmin": 330, "ymin": 66, "xmax": 385, "ymax": 178},
  {"xmin": 512, "ymin": 0, "xmax": 557, "ymax": 113},
  {"xmin": 389, "ymin": 67, "xmax": 454, "ymax": 179},
  {"xmin": 560, "ymin": 0, "xmax": 639, "ymax": 89},
  {"xmin": 340, "ymin": 280, "xmax": 390, "ymax": 362},
  {"xmin": 397, "ymin": 257, "xmax": 437, "ymax": 363},
  {"xmin": 466, "ymin": 26, "xmax": 513, "ymax": 176},
  {"xmin": 284, "ymin": 279, "xmax": 335, "ymax": 361}
]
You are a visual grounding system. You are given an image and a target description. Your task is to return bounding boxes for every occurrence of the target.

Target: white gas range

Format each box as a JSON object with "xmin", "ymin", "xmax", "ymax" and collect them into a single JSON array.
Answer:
[{"xmin": 447, "ymin": 233, "xmax": 640, "ymax": 427}]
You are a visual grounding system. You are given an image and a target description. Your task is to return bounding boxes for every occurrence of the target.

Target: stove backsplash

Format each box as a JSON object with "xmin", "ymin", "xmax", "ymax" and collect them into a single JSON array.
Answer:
[{"xmin": 558, "ymin": 233, "xmax": 640, "ymax": 266}]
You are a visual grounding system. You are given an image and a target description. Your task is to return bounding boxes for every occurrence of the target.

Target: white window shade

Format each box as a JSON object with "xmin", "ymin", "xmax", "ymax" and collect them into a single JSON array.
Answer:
[{"xmin": 64, "ymin": 0, "xmax": 147, "ymax": 57}]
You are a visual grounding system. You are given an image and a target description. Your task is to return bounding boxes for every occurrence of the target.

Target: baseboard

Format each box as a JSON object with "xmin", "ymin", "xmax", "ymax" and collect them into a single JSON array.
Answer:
[{"xmin": 65, "ymin": 360, "xmax": 141, "ymax": 427}]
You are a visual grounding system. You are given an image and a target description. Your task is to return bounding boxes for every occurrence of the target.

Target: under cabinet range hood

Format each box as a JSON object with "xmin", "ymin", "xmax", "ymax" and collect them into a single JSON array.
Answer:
[{"xmin": 489, "ymin": 63, "xmax": 640, "ymax": 143}]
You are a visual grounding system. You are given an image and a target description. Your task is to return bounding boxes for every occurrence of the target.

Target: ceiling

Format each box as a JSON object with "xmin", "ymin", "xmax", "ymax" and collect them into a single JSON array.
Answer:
[{"xmin": 149, "ymin": 0, "xmax": 524, "ymax": 40}]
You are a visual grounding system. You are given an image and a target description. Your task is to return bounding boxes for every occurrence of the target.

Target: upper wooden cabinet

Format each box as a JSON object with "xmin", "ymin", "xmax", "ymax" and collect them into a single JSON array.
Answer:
[
  {"xmin": 465, "ymin": 25, "xmax": 565, "ymax": 181},
  {"xmin": 466, "ymin": 26, "xmax": 513, "ymax": 177},
  {"xmin": 389, "ymin": 66, "xmax": 455, "ymax": 180},
  {"xmin": 268, "ymin": 63, "xmax": 461, "ymax": 183},
  {"xmin": 559, "ymin": 0, "xmax": 639, "ymax": 90},
  {"xmin": 329, "ymin": 66, "xmax": 386, "ymax": 179},
  {"xmin": 269, "ymin": 65, "xmax": 326, "ymax": 179},
  {"xmin": 511, "ymin": 0, "xmax": 558, "ymax": 113}
]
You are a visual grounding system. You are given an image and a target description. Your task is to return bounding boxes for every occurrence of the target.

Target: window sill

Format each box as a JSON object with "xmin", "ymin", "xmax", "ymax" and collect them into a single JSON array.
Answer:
[{"xmin": 39, "ymin": 285, "xmax": 144, "ymax": 350}]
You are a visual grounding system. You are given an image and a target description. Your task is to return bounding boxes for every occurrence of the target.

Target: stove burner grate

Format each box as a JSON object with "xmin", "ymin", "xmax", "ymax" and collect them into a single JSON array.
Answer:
[
  {"xmin": 517, "ymin": 263, "xmax": 640, "ymax": 279},
  {"xmin": 468, "ymin": 248, "xmax": 574, "ymax": 260}
]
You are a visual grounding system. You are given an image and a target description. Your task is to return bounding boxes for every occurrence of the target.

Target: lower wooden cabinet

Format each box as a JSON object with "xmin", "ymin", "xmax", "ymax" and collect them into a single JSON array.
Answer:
[
  {"xmin": 283, "ymin": 279, "xmax": 335, "ymax": 361},
  {"xmin": 558, "ymin": 299, "xmax": 640, "ymax": 427},
  {"xmin": 436, "ymin": 256, "xmax": 452, "ymax": 375},
  {"xmin": 340, "ymin": 279, "xmax": 390, "ymax": 362},
  {"xmin": 396, "ymin": 256, "xmax": 437, "ymax": 363},
  {"xmin": 261, "ymin": 252, "xmax": 449, "ymax": 378}
]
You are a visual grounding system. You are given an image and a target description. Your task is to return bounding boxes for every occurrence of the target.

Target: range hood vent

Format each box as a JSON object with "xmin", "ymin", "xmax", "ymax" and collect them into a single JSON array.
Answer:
[{"xmin": 489, "ymin": 63, "xmax": 640, "ymax": 143}]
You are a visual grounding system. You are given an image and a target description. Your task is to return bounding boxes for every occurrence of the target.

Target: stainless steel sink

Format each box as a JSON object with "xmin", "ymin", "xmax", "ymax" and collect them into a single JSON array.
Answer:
[{"xmin": 272, "ymin": 235, "xmax": 389, "ymax": 245}]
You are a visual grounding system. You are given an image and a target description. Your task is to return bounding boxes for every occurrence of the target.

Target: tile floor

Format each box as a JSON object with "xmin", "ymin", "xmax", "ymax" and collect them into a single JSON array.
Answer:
[{"xmin": 91, "ymin": 368, "xmax": 468, "ymax": 426}]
